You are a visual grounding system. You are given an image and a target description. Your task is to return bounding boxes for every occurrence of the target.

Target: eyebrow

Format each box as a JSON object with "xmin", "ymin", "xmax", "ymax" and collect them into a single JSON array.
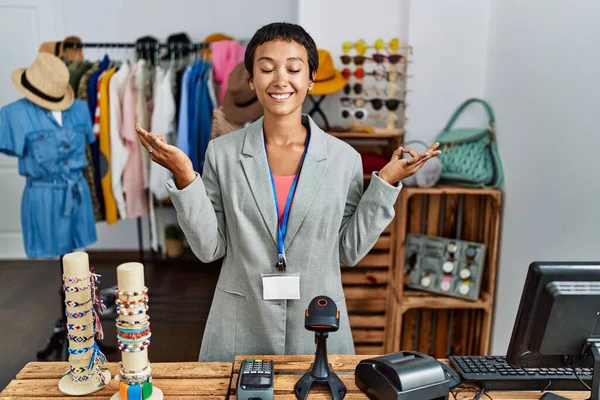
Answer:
[{"xmin": 257, "ymin": 56, "xmax": 305, "ymax": 63}]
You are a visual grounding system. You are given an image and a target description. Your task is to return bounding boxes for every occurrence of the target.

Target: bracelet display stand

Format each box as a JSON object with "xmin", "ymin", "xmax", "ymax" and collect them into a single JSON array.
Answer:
[
  {"xmin": 58, "ymin": 252, "xmax": 111, "ymax": 395},
  {"xmin": 111, "ymin": 262, "xmax": 163, "ymax": 400}
]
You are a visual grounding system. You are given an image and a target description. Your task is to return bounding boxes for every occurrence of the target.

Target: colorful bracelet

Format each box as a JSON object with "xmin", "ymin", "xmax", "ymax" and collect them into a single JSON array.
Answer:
[
  {"xmin": 62, "ymin": 274, "xmax": 89, "ymax": 284},
  {"xmin": 117, "ymin": 325, "xmax": 150, "ymax": 334},
  {"xmin": 117, "ymin": 333, "xmax": 151, "ymax": 344},
  {"xmin": 66, "ymin": 322, "xmax": 93, "ymax": 331},
  {"xmin": 117, "ymin": 305, "xmax": 149, "ymax": 315},
  {"xmin": 119, "ymin": 378, "xmax": 153, "ymax": 400},
  {"xmin": 65, "ymin": 308, "xmax": 92, "ymax": 318},
  {"xmin": 117, "ymin": 327, "xmax": 151, "ymax": 338},
  {"xmin": 115, "ymin": 295, "xmax": 148, "ymax": 306},
  {"xmin": 116, "ymin": 317, "xmax": 150, "ymax": 326},
  {"xmin": 68, "ymin": 344, "xmax": 94, "ymax": 355},
  {"xmin": 115, "ymin": 287, "xmax": 148, "ymax": 297},
  {"xmin": 118, "ymin": 340, "xmax": 151, "ymax": 352},
  {"xmin": 116, "ymin": 301, "xmax": 149, "ymax": 310},
  {"xmin": 68, "ymin": 334, "xmax": 94, "ymax": 343},
  {"xmin": 63, "ymin": 284, "xmax": 91, "ymax": 293},
  {"xmin": 65, "ymin": 297, "xmax": 93, "ymax": 308}
]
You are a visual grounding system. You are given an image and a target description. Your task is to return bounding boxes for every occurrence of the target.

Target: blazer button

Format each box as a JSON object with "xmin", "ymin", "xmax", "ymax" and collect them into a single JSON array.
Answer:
[
  {"xmin": 63, "ymin": 161, "xmax": 68, "ymax": 166},
  {"xmin": 39, "ymin": 134, "xmax": 44, "ymax": 139},
  {"xmin": 65, "ymin": 144, "xmax": 71, "ymax": 149}
]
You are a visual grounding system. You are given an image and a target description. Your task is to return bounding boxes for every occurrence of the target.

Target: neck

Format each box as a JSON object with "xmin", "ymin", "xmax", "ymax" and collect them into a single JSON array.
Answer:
[{"xmin": 263, "ymin": 109, "xmax": 306, "ymax": 146}]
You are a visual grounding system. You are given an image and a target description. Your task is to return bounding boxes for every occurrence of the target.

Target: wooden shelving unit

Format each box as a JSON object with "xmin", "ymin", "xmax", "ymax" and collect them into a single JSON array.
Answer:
[{"xmin": 384, "ymin": 186, "xmax": 502, "ymax": 358}]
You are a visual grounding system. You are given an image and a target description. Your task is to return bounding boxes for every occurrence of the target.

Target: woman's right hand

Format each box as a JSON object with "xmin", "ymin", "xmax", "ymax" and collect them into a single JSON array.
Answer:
[{"xmin": 135, "ymin": 123, "xmax": 196, "ymax": 189}]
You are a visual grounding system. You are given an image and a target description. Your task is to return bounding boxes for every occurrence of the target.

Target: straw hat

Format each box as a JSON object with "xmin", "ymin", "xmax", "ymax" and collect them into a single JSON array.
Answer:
[
  {"xmin": 311, "ymin": 49, "xmax": 346, "ymax": 96},
  {"xmin": 11, "ymin": 53, "xmax": 74, "ymax": 111},
  {"xmin": 222, "ymin": 62, "xmax": 263, "ymax": 124}
]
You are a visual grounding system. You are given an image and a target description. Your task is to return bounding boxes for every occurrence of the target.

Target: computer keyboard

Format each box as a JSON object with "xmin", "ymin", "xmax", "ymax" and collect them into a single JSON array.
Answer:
[{"xmin": 449, "ymin": 355, "xmax": 593, "ymax": 391}]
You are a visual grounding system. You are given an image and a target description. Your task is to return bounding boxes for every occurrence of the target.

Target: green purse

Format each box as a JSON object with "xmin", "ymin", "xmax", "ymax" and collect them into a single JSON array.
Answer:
[{"xmin": 435, "ymin": 98, "xmax": 504, "ymax": 188}]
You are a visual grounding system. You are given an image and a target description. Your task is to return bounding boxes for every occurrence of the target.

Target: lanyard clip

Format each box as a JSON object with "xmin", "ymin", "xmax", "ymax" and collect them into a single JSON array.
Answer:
[{"xmin": 276, "ymin": 253, "xmax": 287, "ymax": 272}]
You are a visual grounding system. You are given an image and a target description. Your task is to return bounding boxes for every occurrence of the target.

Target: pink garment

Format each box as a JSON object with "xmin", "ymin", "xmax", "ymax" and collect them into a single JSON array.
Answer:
[
  {"xmin": 273, "ymin": 174, "xmax": 296, "ymax": 225},
  {"xmin": 211, "ymin": 40, "xmax": 246, "ymax": 104},
  {"xmin": 121, "ymin": 63, "xmax": 148, "ymax": 219}
]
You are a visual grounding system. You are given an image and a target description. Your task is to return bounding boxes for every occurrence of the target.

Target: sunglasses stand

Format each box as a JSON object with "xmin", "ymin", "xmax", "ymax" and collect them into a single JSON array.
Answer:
[{"xmin": 339, "ymin": 39, "xmax": 411, "ymax": 136}]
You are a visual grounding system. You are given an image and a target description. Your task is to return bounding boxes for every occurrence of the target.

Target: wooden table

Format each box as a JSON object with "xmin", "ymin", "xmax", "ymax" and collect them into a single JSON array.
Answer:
[
  {"xmin": 0, "ymin": 356, "xmax": 590, "ymax": 399},
  {"xmin": 230, "ymin": 355, "xmax": 590, "ymax": 400},
  {"xmin": 0, "ymin": 362, "xmax": 232, "ymax": 399}
]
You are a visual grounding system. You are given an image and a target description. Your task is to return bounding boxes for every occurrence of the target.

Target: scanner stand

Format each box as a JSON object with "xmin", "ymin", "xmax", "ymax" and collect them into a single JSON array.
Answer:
[{"xmin": 294, "ymin": 332, "xmax": 347, "ymax": 400}]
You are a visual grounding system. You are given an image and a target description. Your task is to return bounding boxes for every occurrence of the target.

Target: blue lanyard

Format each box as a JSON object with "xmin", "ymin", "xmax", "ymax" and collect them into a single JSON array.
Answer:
[{"xmin": 265, "ymin": 132, "xmax": 310, "ymax": 271}]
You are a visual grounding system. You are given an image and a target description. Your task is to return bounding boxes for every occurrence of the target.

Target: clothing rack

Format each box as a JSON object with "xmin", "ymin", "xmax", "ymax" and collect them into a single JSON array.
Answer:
[{"xmin": 62, "ymin": 41, "xmax": 210, "ymax": 50}]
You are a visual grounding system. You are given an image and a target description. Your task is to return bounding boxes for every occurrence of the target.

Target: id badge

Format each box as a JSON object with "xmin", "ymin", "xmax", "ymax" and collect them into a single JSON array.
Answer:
[{"xmin": 261, "ymin": 273, "xmax": 300, "ymax": 300}]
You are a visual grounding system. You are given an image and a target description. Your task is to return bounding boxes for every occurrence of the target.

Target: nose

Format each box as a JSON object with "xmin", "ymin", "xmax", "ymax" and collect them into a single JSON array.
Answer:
[{"xmin": 273, "ymin": 67, "xmax": 288, "ymax": 89}]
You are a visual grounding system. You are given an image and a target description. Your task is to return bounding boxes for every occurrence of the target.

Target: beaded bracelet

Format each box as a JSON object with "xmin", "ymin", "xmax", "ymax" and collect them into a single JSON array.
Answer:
[
  {"xmin": 67, "ymin": 322, "xmax": 93, "ymax": 331},
  {"xmin": 68, "ymin": 334, "xmax": 94, "ymax": 343},
  {"xmin": 117, "ymin": 333, "xmax": 151, "ymax": 344},
  {"xmin": 115, "ymin": 287, "xmax": 148, "ymax": 297},
  {"xmin": 118, "ymin": 340, "xmax": 151, "ymax": 352},
  {"xmin": 117, "ymin": 326, "xmax": 150, "ymax": 336},
  {"xmin": 116, "ymin": 301, "xmax": 149, "ymax": 310},
  {"xmin": 65, "ymin": 297, "xmax": 93, "ymax": 308},
  {"xmin": 62, "ymin": 275, "xmax": 89, "ymax": 284},
  {"xmin": 117, "ymin": 305, "xmax": 149, "ymax": 315},
  {"xmin": 65, "ymin": 308, "xmax": 92, "ymax": 318},
  {"xmin": 63, "ymin": 284, "xmax": 91, "ymax": 293},
  {"xmin": 115, "ymin": 295, "xmax": 148, "ymax": 306},
  {"xmin": 67, "ymin": 366, "xmax": 88, "ymax": 374},
  {"xmin": 117, "ymin": 329, "xmax": 151, "ymax": 340}
]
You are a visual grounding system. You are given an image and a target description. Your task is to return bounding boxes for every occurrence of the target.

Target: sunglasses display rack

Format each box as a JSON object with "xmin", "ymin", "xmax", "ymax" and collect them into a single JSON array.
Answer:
[{"xmin": 339, "ymin": 38, "xmax": 412, "ymax": 134}]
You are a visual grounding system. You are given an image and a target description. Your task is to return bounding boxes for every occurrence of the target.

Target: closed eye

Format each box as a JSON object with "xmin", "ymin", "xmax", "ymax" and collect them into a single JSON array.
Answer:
[
  {"xmin": 288, "ymin": 70, "xmax": 300, "ymax": 74},
  {"xmin": 260, "ymin": 69, "xmax": 274, "ymax": 73}
]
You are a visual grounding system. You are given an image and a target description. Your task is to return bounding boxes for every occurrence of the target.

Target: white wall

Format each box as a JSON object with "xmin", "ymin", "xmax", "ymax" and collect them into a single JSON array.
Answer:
[{"xmin": 485, "ymin": 0, "xmax": 600, "ymax": 354}]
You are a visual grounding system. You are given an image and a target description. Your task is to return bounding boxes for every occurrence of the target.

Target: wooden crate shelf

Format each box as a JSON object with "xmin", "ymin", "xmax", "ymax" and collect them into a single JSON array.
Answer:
[{"xmin": 385, "ymin": 186, "xmax": 502, "ymax": 357}]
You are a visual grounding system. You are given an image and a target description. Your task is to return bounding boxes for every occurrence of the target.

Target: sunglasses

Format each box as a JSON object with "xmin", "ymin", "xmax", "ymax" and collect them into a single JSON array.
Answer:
[
  {"xmin": 342, "ymin": 68, "xmax": 365, "ymax": 80},
  {"xmin": 341, "ymin": 97, "xmax": 404, "ymax": 112},
  {"xmin": 372, "ymin": 53, "xmax": 404, "ymax": 64},
  {"xmin": 340, "ymin": 55, "xmax": 370, "ymax": 65},
  {"xmin": 340, "ymin": 107, "xmax": 369, "ymax": 121},
  {"xmin": 343, "ymin": 83, "xmax": 363, "ymax": 95},
  {"xmin": 369, "ymin": 98, "xmax": 404, "ymax": 111}
]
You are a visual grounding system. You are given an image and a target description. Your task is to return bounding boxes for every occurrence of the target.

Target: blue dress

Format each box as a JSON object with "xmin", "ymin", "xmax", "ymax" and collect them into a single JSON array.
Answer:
[{"xmin": 0, "ymin": 98, "xmax": 97, "ymax": 258}]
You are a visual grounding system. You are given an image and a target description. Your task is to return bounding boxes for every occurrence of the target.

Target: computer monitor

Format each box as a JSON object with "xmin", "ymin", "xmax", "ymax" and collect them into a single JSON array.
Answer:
[{"xmin": 505, "ymin": 261, "xmax": 600, "ymax": 399}]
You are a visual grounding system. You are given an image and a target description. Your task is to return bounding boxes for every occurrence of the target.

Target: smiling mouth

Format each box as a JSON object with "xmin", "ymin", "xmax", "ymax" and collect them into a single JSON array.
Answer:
[{"xmin": 268, "ymin": 92, "xmax": 293, "ymax": 100}]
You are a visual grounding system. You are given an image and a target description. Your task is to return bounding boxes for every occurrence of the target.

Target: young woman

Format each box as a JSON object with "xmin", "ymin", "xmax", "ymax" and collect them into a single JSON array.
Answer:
[{"xmin": 136, "ymin": 22, "xmax": 440, "ymax": 361}]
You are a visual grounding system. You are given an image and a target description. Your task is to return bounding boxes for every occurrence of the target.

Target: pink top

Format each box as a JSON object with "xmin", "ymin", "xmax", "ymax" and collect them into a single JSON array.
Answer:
[
  {"xmin": 121, "ymin": 63, "xmax": 148, "ymax": 218},
  {"xmin": 210, "ymin": 40, "xmax": 246, "ymax": 104},
  {"xmin": 273, "ymin": 174, "xmax": 297, "ymax": 225}
]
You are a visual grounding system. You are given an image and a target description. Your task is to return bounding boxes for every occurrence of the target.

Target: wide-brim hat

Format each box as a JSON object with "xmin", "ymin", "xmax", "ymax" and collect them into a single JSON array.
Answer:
[
  {"xmin": 311, "ymin": 49, "xmax": 347, "ymax": 96},
  {"xmin": 11, "ymin": 52, "xmax": 74, "ymax": 111},
  {"xmin": 222, "ymin": 62, "xmax": 263, "ymax": 124}
]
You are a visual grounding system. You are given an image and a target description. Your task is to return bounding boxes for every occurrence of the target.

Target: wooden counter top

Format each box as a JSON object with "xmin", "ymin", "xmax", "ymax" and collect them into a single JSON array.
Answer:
[{"xmin": 0, "ymin": 356, "xmax": 590, "ymax": 399}]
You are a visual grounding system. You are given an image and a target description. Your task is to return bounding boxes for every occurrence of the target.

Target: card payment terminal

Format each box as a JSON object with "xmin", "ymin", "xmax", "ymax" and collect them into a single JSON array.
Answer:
[{"xmin": 236, "ymin": 359, "xmax": 274, "ymax": 400}]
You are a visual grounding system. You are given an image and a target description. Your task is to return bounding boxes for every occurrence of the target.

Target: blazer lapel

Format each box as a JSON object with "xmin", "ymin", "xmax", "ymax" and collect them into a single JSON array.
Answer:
[
  {"xmin": 240, "ymin": 118, "xmax": 278, "ymax": 246},
  {"xmin": 284, "ymin": 115, "xmax": 328, "ymax": 250}
]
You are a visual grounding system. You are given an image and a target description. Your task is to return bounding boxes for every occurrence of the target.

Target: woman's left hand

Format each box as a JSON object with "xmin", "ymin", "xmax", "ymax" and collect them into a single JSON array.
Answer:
[{"xmin": 378, "ymin": 142, "xmax": 441, "ymax": 185}]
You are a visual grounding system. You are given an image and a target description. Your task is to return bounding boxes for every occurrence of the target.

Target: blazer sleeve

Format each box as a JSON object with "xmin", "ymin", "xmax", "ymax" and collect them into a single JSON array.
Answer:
[
  {"xmin": 165, "ymin": 140, "xmax": 227, "ymax": 263},
  {"xmin": 339, "ymin": 153, "xmax": 402, "ymax": 266}
]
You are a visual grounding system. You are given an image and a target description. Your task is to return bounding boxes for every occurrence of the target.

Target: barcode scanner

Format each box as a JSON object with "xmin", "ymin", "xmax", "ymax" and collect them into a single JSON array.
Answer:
[
  {"xmin": 305, "ymin": 296, "xmax": 340, "ymax": 332},
  {"xmin": 294, "ymin": 296, "xmax": 347, "ymax": 400}
]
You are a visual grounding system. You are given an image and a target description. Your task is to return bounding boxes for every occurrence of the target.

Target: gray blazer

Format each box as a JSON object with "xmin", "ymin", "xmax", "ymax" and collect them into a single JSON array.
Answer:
[{"xmin": 166, "ymin": 115, "xmax": 401, "ymax": 361}]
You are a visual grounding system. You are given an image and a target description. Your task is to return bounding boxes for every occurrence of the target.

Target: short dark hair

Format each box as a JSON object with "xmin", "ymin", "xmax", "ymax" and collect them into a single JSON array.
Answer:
[{"xmin": 244, "ymin": 22, "xmax": 319, "ymax": 82}]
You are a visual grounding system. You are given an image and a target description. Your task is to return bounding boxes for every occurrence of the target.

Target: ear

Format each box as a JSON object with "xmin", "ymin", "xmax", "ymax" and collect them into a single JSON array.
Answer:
[{"xmin": 248, "ymin": 78, "xmax": 254, "ymax": 91}]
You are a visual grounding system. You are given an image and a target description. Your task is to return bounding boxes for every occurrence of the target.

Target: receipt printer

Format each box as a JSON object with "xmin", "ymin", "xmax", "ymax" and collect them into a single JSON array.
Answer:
[{"xmin": 355, "ymin": 351, "xmax": 450, "ymax": 400}]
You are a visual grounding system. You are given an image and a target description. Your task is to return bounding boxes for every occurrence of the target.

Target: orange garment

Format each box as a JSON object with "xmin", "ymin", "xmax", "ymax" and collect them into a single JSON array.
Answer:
[{"xmin": 99, "ymin": 67, "xmax": 117, "ymax": 224}]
